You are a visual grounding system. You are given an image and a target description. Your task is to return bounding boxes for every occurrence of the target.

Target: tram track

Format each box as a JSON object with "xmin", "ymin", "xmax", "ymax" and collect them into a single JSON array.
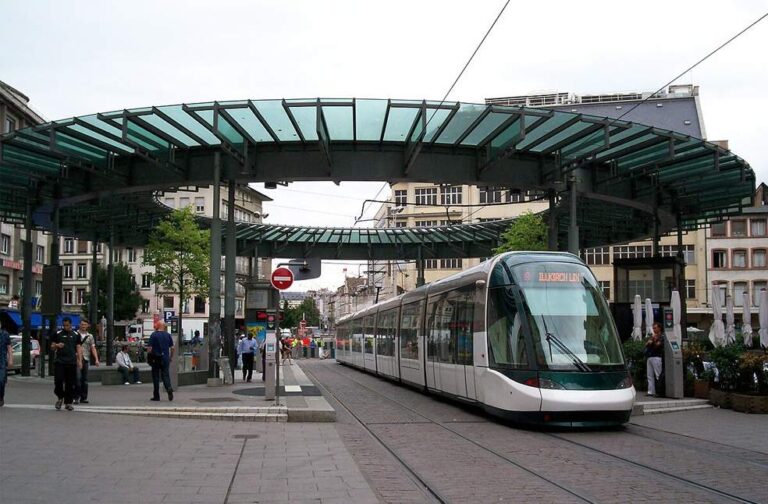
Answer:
[
  {"xmin": 306, "ymin": 361, "xmax": 765, "ymax": 504},
  {"xmin": 305, "ymin": 364, "xmax": 597, "ymax": 504}
]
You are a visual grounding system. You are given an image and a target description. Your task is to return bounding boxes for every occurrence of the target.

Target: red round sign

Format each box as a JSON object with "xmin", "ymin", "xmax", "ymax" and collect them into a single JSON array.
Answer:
[{"xmin": 271, "ymin": 267, "xmax": 294, "ymax": 290}]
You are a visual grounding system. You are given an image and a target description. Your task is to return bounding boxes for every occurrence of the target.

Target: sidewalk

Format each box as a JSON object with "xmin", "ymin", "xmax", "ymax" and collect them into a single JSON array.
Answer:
[{"xmin": 4, "ymin": 360, "xmax": 335, "ymax": 422}]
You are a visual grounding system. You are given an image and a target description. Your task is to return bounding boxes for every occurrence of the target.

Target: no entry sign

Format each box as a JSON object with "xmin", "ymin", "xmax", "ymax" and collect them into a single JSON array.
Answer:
[{"xmin": 271, "ymin": 267, "xmax": 294, "ymax": 290}]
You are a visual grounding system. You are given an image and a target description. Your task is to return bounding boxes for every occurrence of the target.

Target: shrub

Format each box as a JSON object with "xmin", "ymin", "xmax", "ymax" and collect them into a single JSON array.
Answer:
[
  {"xmin": 710, "ymin": 342, "xmax": 745, "ymax": 391},
  {"xmin": 623, "ymin": 338, "xmax": 647, "ymax": 391},
  {"xmin": 736, "ymin": 352, "xmax": 768, "ymax": 395}
]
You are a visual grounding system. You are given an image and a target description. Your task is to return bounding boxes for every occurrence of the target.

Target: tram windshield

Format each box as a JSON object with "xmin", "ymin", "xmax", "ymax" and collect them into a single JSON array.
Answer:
[{"xmin": 510, "ymin": 262, "xmax": 624, "ymax": 370}]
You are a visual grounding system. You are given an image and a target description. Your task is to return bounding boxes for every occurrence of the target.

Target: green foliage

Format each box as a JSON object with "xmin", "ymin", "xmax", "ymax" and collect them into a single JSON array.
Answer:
[
  {"xmin": 622, "ymin": 338, "xmax": 648, "ymax": 391},
  {"xmin": 493, "ymin": 211, "xmax": 548, "ymax": 254},
  {"xmin": 82, "ymin": 262, "xmax": 143, "ymax": 321},
  {"xmin": 682, "ymin": 341, "xmax": 708, "ymax": 379},
  {"xmin": 143, "ymin": 207, "xmax": 210, "ymax": 299},
  {"xmin": 282, "ymin": 298, "xmax": 320, "ymax": 329},
  {"xmin": 710, "ymin": 341, "xmax": 745, "ymax": 391},
  {"xmin": 736, "ymin": 352, "xmax": 768, "ymax": 395}
]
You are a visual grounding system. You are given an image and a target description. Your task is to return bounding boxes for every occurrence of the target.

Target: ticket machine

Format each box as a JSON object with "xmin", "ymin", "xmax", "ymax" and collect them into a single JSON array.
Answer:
[{"xmin": 661, "ymin": 303, "xmax": 684, "ymax": 399}]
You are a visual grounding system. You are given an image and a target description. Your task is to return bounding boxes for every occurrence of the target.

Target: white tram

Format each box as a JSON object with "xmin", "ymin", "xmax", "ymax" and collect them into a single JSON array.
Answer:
[{"xmin": 335, "ymin": 252, "xmax": 635, "ymax": 427}]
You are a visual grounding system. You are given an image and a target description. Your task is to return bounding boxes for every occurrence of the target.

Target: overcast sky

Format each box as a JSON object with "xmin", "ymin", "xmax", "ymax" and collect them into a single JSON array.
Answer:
[{"xmin": 2, "ymin": 0, "xmax": 767, "ymax": 291}]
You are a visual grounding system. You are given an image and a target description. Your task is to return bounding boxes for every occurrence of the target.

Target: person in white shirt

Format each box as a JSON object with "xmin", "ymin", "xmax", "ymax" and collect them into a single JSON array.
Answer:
[{"xmin": 116, "ymin": 345, "xmax": 141, "ymax": 385}]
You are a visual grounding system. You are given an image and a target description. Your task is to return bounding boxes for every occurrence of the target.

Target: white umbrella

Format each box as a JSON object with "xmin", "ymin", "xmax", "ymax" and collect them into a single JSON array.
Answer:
[
  {"xmin": 709, "ymin": 286, "xmax": 725, "ymax": 347},
  {"xmin": 725, "ymin": 294, "xmax": 736, "ymax": 344},
  {"xmin": 671, "ymin": 289, "xmax": 682, "ymax": 344},
  {"xmin": 631, "ymin": 295, "xmax": 643, "ymax": 341},
  {"xmin": 742, "ymin": 292, "xmax": 753, "ymax": 348},
  {"xmin": 760, "ymin": 289, "xmax": 768, "ymax": 349},
  {"xmin": 644, "ymin": 298, "xmax": 654, "ymax": 338}
]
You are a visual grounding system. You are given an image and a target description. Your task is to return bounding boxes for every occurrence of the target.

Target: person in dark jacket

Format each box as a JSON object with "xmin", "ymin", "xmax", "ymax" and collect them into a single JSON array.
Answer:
[
  {"xmin": 645, "ymin": 322, "xmax": 665, "ymax": 396},
  {"xmin": 50, "ymin": 317, "xmax": 83, "ymax": 411},
  {"xmin": 147, "ymin": 322, "xmax": 174, "ymax": 402}
]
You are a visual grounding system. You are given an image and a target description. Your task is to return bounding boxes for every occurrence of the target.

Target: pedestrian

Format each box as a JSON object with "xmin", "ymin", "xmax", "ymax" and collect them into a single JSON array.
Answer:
[
  {"xmin": 147, "ymin": 321, "xmax": 174, "ymax": 401},
  {"xmin": 317, "ymin": 338, "xmax": 324, "ymax": 359},
  {"xmin": 116, "ymin": 345, "xmax": 141, "ymax": 384},
  {"xmin": 259, "ymin": 337, "xmax": 267, "ymax": 382},
  {"xmin": 281, "ymin": 337, "xmax": 293, "ymax": 366},
  {"xmin": 645, "ymin": 322, "xmax": 665, "ymax": 396},
  {"xmin": 0, "ymin": 322, "xmax": 12, "ymax": 407},
  {"xmin": 74, "ymin": 319, "xmax": 99, "ymax": 404},
  {"xmin": 50, "ymin": 317, "xmax": 83, "ymax": 411},
  {"xmin": 237, "ymin": 331, "xmax": 257, "ymax": 382}
]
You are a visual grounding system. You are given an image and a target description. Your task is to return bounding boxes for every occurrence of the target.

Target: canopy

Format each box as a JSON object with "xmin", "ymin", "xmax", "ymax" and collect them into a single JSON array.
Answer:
[
  {"xmin": 709, "ymin": 287, "xmax": 725, "ymax": 347},
  {"xmin": 631, "ymin": 295, "xmax": 643, "ymax": 341},
  {"xmin": 725, "ymin": 294, "xmax": 736, "ymax": 344},
  {"xmin": 742, "ymin": 292, "xmax": 753, "ymax": 348}
]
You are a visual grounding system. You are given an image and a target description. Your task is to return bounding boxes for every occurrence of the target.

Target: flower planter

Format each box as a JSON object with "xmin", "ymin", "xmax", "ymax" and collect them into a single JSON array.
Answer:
[
  {"xmin": 730, "ymin": 393, "xmax": 768, "ymax": 414},
  {"xmin": 709, "ymin": 388, "xmax": 732, "ymax": 409},
  {"xmin": 693, "ymin": 380, "xmax": 710, "ymax": 399}
]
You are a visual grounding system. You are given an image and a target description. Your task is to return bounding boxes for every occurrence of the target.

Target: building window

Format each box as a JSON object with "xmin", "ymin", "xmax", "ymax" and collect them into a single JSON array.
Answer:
[
  {"xmin": 686, "ymin": 279, "xmax": 696, "ymax": 300},
  {"xmin": 440, "ymin": 186, "xmax": 462, "ymax": 205},
  {"xmin": 0, "ymin": 274, "xmax": 8, "ymax": 295},
  {"xmin": 141, "ymin": 273, "xmax": 151, "ymax": 288},
  {"xmin": 77, "ymin": 240, "xmax": 87, "ymax": 253},
  {"xmin": 440, "ymin": 259, "xmax": 462, "ymax": 269},
  {"xmin": 751, "ymin": 219, "xmax": 766, "ymax": 237},
  {"xmin": 76, "ymin": 288, "xmax": 86, "ymax": 305},
  {"xmin": 92, "ymin": 242, "xmax": 101, "ymax": 253},
  {"xmin": 394, "ymin": 221, "xmax": 407, "ymax": 228},
  {"xmin": 582, "ymin": 247, "xmax": 611, "ymax": 265},
  {"xmin": 178, "ymin": 197, "xmax": 190, "ymax": 208},
  {"xmin": 477, "ymin": 218, "xmax": 502, "ymax": 223},
  {"xmin": 753, "ymin": 249, "xmax": 766, "ymax": 268},
  {"xmin": 753, "ymin": 281, "xmax": 767, "ymax": 305},
  {"xmin": 394, "ymin": 190, "xmax": 407, "ymax": 207},
  {"xmin": 63, "ymin": 289, "xmax": 73, "ymax": 305},
  {"xmin": 734, "ymin": 282, "xmax": 747, "ymax": 307},
  {"xmin": 112, "ymin": 249, "xmax": 122, "ymax": 263},
  {"xmin": 598, "ymin": 280, "xmax": 610, "ymax": 299},
  {"xmin": 195, "ymin": 197, "xmax": 205, "ymax": 213},
  {"xmin": 194, "ymin": 296, "xmax": 206, "ymax": 313},
  {"xmin": 141, "ymin": 299, "xmax": 150, "ymax": 313},
  {"xmin": 77, "ymin": 263, "xmax": 87, "ymax": 278},
  {"xmin": 509, "ymin": 189, "xmax": 522, "ymax": 203},
  {"xmin": 127, "ymin": 248, "xmax": 137, "ymax": 263},
  {"xmin": 732, "ymin": 249, "xmax": 747, "ymax": 268},
  {"xmin": 415, "ymin": 220, "xmax": 438, "ymax": 227},
  {"xmin": 63, "ymin": 238, "xmax": 74, "ymax": 254},
  {"xmin": 163, "ymin": 296, "xmax": 174, "ymax": 309},
  {"xmin": 730, "ymin": 220, "xmax": 747, "ymax": 237},
  {"xmin": 714, "ymin": 282, "xmax": 728, "ymax": 306},
  {"xmin": 479, "ymin": 186, "xmax": 504, "ymax": 204},
  {"xmin": 63, "ymin": 263, "xmax": 73, "ymax": 279},
  {"xmin": 613, "ymin": 245, "xmax": 652, "ymax": 260},
  {"xmin": 415, "ymin": 188, "xmax": 437, "ymax": 205},
  {"xmin": 658, "ymin": 244, "xmax": 696, "ymax": 264},
  {"xmin": 711, "ymin": 222, "xmax": 726, "ymax": 237},
  {"xmin": 1, "ymin": 234, "xmax": 10, "ymax": 255},
  {"xmin": 36, "ymin": 245, "xmax": 44, "ymax": 263},
  {"xmin": 4, "ymin": 117, "xmax": 16, "ymax": 133},
  {"xmin": 424, "ymin": 259, "xmax": 439, "ymax": 269},
  {"xmin": 236, "ymin": 298, "xmax": 243, "ymax": 314},
  {"xmin": 712, "ymin": 250, "xmax": 727, "ymax": 269},
  {"xmin": 35, "ymin": 281, "xmax": 42, "ymax": 296}
]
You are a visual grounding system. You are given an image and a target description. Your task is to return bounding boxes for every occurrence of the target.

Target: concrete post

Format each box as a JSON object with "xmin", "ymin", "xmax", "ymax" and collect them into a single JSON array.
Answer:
[
  {"xmin": 568, "ymin": 178, "xmax": 579, "ymax": 255},
  {"xmin": 225, "ymin": 179, "xmax": 237, "ymax": 375},
  {"xmin": 106, "ymin": 232, "xmax": 115, "ymax": 366},
  {"xmin": 416, "ymin": 248, "xmax": 425, "ymax": 287},
  {"xmin": 208, "ymin": 153, "xmax": 222, "ymax": 380},
  {"xmin": 21, "ymin": 199, "xmax": 33, "ymax": 376}
]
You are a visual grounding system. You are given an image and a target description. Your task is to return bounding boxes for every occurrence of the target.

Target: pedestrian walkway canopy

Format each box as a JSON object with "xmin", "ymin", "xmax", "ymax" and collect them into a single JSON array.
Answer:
[{"xmin": 0, "ymin": 98, "xmax": 755, "ymax": 257}]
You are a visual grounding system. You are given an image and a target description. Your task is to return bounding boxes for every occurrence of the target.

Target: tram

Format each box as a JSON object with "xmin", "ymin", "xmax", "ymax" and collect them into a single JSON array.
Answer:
[{"xmin": 335, "ymin": 252, "xmax": 635, "ymax": 427}]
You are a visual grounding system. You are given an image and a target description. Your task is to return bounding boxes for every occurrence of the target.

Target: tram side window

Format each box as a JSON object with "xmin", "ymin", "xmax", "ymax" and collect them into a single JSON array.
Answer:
[
  {"xmin": 400, "ymin": 301, "xmax": 422, "ymax": 360},
  {"xmin": 430, "ymin": 296, "xmax": 454, "ymax": 364},
  {"xmin": 364, "ymin": 315, "xmax": 375, "ymax": 354},
  {"xmin": 452, "ymin": 290, "xmax": 474, "ymax": 366},
  {"xmin": 376, "ymin": 309, "xmax": 396, "ymax": 357},
  {"xmin": 487, "ymin": 287, "xmax": 528, "ymax": 368},
  {"xmin": 352, "ymin": 319, "xmax": 363, "ymax": 353}
]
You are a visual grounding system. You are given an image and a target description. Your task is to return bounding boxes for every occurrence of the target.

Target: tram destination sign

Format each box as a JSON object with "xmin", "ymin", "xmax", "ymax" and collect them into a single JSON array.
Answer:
[{"xmin": 271, "ymin": 267, "xmax": 294, "ymax": 290}]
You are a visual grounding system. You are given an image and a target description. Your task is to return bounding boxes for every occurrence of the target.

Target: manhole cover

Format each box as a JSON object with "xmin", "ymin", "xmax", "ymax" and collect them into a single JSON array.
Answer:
[
  {"xmin": 232, "ymin": 434, "xmax": 260, "ymax": 439},
  {"xmin": 191, "ymin": 397, "xmax": 242, "ymax": 403}
]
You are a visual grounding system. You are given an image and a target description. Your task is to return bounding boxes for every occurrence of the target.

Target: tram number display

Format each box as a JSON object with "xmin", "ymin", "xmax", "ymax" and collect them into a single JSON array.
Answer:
[{"xmin": 522, "ymin": 271, "xmax": 583, "ymax": 283}]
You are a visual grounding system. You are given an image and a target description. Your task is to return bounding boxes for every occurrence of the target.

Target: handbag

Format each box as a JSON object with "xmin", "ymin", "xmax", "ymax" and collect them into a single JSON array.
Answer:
[{"xmin": 147, "ymin": 352, "xmax": 161, "ymax": 367}]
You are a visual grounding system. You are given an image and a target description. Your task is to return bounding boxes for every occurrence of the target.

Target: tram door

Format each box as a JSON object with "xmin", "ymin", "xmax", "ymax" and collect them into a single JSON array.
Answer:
[{"xmin": 428, "ymin": 292, "xmax": 473, "ymax": 398}]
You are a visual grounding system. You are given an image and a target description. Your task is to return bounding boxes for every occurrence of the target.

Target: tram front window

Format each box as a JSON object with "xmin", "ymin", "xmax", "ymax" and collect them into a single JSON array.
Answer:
[{"xmin": 511, "ymin": 263, "xmax": 624, "ymax": 370}]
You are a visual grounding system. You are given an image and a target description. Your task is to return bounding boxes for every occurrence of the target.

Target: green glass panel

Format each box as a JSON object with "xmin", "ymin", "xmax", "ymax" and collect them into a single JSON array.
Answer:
[
  {"xmin": 227, "ymin": 107, "xmax": 274, "ymax": 142},
  {"xmin": 435, "ymin": 103, "xmax": 485, "ymax": 144},
  {"xmin": 383, "ymin": 107, "xmax": 418, "ymax": 141},
  {"xmin": 124, "ymin": 107, "xmax": 153, "ymax": 114},
  {"xmin": 408, "ymin": 109, "xmax": 424, "ymax": 144},
  {"xmin": 422, "ymin": 108, "xmax": 452, "ymax": 142},
  {"xmin": 322, "ymin": 105, "xmax": 353, "ymax": 140},
  {"xmin": 355, "ymin": 99, "xmax": 388, "ymax": 141},
  {"xmin": 217, "ymin": 100, "xmax": 248, "ymax": 107},
  {"xmin": 289, "ymin": 106, "xmax": 318, "ymax": 141},
  {"xmin": 156, "ymin": 106, "xmax": 218, "ymax": 145},
  {"xmin": 460, "ymin": 111, "xmax": 513, "ymax": 146},
  {"xmin": 217, "ymin": 113, "xmax": 245, "ymax": 150},
  {"xmin": 321, "ymin": 98, "xmax": 353, "ymax": 104},
  {"xmin": 78, "ymin": 114, "xmax": 123, "ymax": 138},
  {"xmin": 67, "ymin": 124, "xmax": 133, "ymax": 153},
  {"xmin": 55, "ymin": 132, "xmax": 108, "ymax": 164},
  {"xmin": 531, "ymin": 122, "xmax": 593, "ymax": 153},
  {"xmin": 559, "ymin": 129, "xmax": 606, "ymax": 160},
  {"xmin": 252, "ymin": 100, "xmax": 299, "ymax": 141},
  {"xmin": 125, "ymin": 121, "xmax": 169, "ymax": 154},
  {"xmin": 139, "ymin": 115, "xmax": 199, "ymax": 147},
  {"xmin": 595, "ymin": 133, "xmax": 657, "ymax": 161},
  {"xmin": 617, "ymin": 143, "xmax": 671, "ymax": 170}
]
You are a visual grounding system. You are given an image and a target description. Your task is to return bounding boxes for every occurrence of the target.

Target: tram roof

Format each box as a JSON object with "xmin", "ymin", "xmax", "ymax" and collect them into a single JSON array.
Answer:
[{"xmin": 0, "ymin": 97, "xmax": 755, "ymax": 255}]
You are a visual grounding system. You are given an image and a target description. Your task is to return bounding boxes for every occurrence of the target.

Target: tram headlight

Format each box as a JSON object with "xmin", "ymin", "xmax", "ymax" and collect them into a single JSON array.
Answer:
[
  {"xmin": 616, "ymin": 373, "xmax": 633, "ymax": 389},
  {"xmin": 522, "ymin": 377, "xmax": 564, "ymax": 389}
]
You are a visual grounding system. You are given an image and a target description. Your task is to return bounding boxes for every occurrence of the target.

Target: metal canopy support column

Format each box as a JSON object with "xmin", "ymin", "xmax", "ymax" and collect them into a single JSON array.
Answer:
[
  {"xmin": 44, "ymin": 205, "xmax": 60, "ymax": 378},
  {"xmin": 224, "ymin": 178, "xmax": 237, "ymax": 375},
  {"xmin": 568, "ymin": 178, "xmax": 579, "ymax": 255},
  {"xmin": 652, "ymin": 195, "xmax": 660, "ymax": 258},
  {"xmin": 416, "ymin": 247, "xmax": 425, "ymax": 288},
  {"xmin": 208, "ymin": 153, "xmax": 222, "ymax": 379},
  {"xmin": 89, "ymin": 236, "xmax": 98, "ymax": 326},
  {"xmin": 21, "ymin": 198, "xmax": 33, "ymax": 376},
  {"xmin": 548, "ymin": 190, "xmax": 558, "ymax": 251},
  {"xmin": 106, "ymin": 230, "xmax": 115, "ymax": 366}
]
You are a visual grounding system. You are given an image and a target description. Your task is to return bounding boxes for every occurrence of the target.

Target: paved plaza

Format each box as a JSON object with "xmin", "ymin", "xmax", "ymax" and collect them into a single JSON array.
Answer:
[{"xmin": 2, "ymin": 360, "xmax": 766, "ymax": 503}]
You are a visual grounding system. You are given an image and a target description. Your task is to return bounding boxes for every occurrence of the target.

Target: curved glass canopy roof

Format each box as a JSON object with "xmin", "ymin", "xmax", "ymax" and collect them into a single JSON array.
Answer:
[{"xmin": 0, "ymin": 98, "xmax": 755, "ymax": 257}]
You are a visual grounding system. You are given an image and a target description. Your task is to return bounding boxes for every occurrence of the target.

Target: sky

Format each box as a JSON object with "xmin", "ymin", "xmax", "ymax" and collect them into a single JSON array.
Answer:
[{"xmin": 2, "ymin": 0, "xmax": 767, "ymax": 291}]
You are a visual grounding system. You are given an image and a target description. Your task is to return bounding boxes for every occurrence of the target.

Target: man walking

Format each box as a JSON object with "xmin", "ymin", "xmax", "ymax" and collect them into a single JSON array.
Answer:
[
  {"xmin": 0, "ymin": 323, "xmax": 12, "ymax": 407},
  {"xmin": 147, "ymin": 321, "xmax": 174, "ymax": 401},
  {"xmin": 74, "ymin": 319, "xmax": 99, "ymax": 404},
  {"xmin": 237, "ymin": 331, "xmax": 257, "ymax": 382},
  {"xmin": 50, "ymin": 317, "xmax": 83, "ymax": 411}
]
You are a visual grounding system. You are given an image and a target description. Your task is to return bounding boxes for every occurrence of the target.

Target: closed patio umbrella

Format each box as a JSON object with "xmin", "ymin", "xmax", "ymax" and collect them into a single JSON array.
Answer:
[
  {"xmin": 725, "ymin": 294, "xmax": 736, "ymax": 344},
  {"xmin": 632, "ymin": 295, "xmax": 643, "ymax": 341},
  {"xmin": 709, "ymin": 286, "xmax": 725, "ymax": 347},
  {"xmin": 671, "ymin": 290, "xmax": 682, "ymax": 344},
  {"xmin": 645, "ymin": 298, "xmax": 654, "ymax": 338},
  {"xmin": 742, "ymin": 292, "xmax": 753, "ymax": 348},
  {"xmin": 760, "ymin": 289, "xmax": 768, "ymax": 349}
]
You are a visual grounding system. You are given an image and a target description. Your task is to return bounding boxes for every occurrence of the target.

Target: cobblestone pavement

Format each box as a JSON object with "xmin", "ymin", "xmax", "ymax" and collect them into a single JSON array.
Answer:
[{"xmin": 303, "ymin": 360, "xmax": 767, "ymax": 504}]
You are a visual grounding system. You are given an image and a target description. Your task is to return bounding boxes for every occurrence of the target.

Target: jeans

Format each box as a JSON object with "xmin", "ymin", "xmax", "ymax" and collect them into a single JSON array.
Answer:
[
  {"xmin": 0, "ymin": 365, "xmax": 7, "ymax": 401},
  {"xmin": 647, "ymin": 356, "xmax": 663, "ymax": 395},
  {"xmin": 151, "ymin": 360, "xmax": 172, "ymax": 399},
  {"xmin": 242, "ymin": 353, "xmax": 254, "ymax": 381},
  {"xmin": 119, "ymin": 366, "xmax": 140, "ymax": 384},
  {"xmin": 54, "ymin": 363, "xmax": 77, "ymax": 404},
  {"xmin": 75, "ymin": 360, "xmax": 89, "ymax": 400}
]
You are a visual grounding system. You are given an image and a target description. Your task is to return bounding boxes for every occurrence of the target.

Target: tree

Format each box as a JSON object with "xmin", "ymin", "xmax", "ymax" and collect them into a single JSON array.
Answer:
[
  {"xmin": 82, "ymin": 262, "xmax": 144, "ymax": 322},
  {"xmin": 493, "ymin": 211, "xmax": 548, "ymax": 254},
  {"xmin": 142, "ymin": 207, "xmax": 210, "ymax": 344},
  {"xmin": 282, "ymin": 298, "xmax": 320, "ymax": 329}
]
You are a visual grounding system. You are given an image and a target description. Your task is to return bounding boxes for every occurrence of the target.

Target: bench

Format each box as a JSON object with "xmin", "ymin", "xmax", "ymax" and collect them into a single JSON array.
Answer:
[{"xmin": 93, "ymin": 365, "xmax": 153, "ymax": 385}]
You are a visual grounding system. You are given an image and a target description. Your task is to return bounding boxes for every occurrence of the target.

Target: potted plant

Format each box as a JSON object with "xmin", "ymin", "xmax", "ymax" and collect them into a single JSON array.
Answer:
[
  {"xmin": 708, "ymin": 342, "xmax": 744, "ymax": 408},
  {"xmin": 730, "ymin": 352, "xmax": 768, "ymax": 414},
  {"xmin": 683, "ymin": 342, "xmax": 709, "ymax": 398}
]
